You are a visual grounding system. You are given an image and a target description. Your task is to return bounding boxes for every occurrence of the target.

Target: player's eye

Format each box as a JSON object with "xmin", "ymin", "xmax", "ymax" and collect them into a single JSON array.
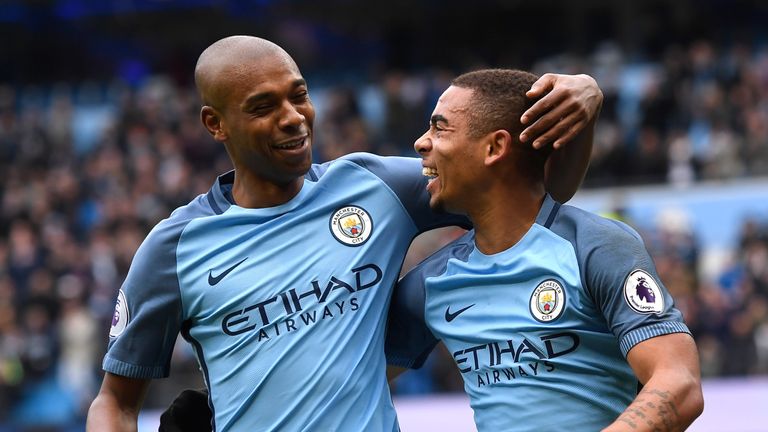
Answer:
[
  {"xmin": 292, "ymin": 90, "xmax": 309, "ymax": 103},
  {"xmin": 249, "ymin": 105, "xmax": 273, "ymax": 116}
]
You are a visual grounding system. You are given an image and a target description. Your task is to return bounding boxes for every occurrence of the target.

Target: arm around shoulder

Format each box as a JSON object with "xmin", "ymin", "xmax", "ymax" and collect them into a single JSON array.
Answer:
[
  {"xmin": 87, "ymin": 372, "xmax": 151, "ymax": 432},
  {"xmin": 526, "ymin": 73, "xmax": 602, "ymax": 202},
  {"xmin": 544, "ymin": 117, "xmax": 595, "ymax": 202},
  {"xmin": 603, "ymin": 333, "xmax": 704, "ymax": 432}
]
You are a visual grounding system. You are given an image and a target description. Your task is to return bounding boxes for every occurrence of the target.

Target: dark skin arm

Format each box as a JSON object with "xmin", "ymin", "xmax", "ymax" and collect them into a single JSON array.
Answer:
[
  {"xmin": 522, "ymin": 73, "xmax": 603, "ymax": 202},
  {"xmin": 86, "ymin": 373, "xmax": 151, "ymax": 432},
  {"xmin": 602, "ymin": 333, "xmax": 704, "ymax": 432},
  {"xmin": 387, "ymin": 365, "xmax": 408, "ymax": 382}
]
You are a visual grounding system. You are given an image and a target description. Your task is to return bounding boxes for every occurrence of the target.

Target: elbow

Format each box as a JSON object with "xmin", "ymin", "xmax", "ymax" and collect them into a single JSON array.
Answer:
[
  {"xmin": 679, "ymin": 372, "xmax": 704, "ymax": 428},
  {"xmin": 689, "ymin": 380, "xmax": 705, "ymax": 422}
]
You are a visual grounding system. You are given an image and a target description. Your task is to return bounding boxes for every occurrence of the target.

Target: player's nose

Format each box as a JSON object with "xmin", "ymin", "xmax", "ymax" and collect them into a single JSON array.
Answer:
[
  {"xmin": 278, "ymin": 100, "xmax": 306, "ymax": 130},
  {"xmin": 414, "ymin": 130, "xmax": 432, "ymax": 155}
]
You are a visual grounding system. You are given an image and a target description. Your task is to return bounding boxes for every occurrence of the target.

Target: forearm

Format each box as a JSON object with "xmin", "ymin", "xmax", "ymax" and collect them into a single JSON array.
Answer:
[
  {"xmin": 544, "ymin": 115, "xmax": 594, "ymax": 202},
  {"xmin": 523, "ymin": 72, "xmax": 602, "ymax": 202},
  {"xmin": 86, "ymin": 373, "xmax": 149, "ymax": 432},
  {"xmin": 602, "ymin": 371, "xmax": 703, "ymax": 432},
  {"xmin": 86, "ymin": 393, "xmax": 140, "ymax": 432}
]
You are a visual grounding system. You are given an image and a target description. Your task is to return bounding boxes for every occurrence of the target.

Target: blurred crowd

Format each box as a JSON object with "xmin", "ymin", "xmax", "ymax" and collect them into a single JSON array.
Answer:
[{"xmin": 1, "ymin": 38, "xmax": 767, "ymax": 429}]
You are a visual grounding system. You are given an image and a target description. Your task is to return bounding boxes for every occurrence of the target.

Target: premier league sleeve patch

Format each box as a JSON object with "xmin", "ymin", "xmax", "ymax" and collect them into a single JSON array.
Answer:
[
  {"xmin": 623, "ymin": 269, "xmax": 665, "ymax": 314},
  {"xmin": 529, "ymin": 279, "xmax": 566, "ymax": 322},
  {"xmin": 109, "ymin": 289, "xmax": 130, "ymax": 338},
  {"xmin": 329, "ymin": 205, "xmax": 373, "ymax": 246}
]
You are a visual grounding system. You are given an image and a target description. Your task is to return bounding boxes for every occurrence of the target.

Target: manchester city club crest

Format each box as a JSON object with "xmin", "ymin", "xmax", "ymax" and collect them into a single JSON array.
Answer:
[
  {"xmin": 529, "ymin": 279, "xmax": 566, "ymax": 322},
  {"xmin": 329, "ymin": 205, "xmax": 373, "ymax": 246},
  {"xmin": 109, "ymin": 289, "xmax": 130, "ymax": 338},
  {"xmin": 624, "ymin": 269, "xmax": 665, "ymax": 314}
]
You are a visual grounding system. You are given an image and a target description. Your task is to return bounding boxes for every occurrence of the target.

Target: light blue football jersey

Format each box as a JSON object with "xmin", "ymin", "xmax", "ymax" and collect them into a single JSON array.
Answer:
[
  {"xmin": 102, "ymin": 153, "xmax": 467, "ymax": 431},
  {"xmin": 386, "ymin": 195, "xmax": 691, "ymax": 432}
]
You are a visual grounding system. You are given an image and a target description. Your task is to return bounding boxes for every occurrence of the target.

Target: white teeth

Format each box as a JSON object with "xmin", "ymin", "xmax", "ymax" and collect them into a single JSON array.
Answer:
[
  {"xmin": 422, "ymin": 167, "xmax": 438, "ymax": 178},
  {"xmin": 275, "ymin": 138, "xmax": 305, "ymax": 149}
]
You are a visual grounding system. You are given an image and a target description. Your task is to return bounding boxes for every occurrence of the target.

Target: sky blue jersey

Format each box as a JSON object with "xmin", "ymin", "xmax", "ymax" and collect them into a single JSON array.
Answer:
[
  {"xmin": 386, "ymin": 195, "xmax": 691, "ymax": 432},
  {"xmin": 102, "ymin": 153, "xmax": 467, "ymax": 432}
]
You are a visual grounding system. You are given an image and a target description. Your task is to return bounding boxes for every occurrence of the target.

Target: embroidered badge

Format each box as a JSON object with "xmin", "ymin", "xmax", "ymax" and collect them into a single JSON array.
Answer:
[
  {"xmin": 109, "ymin": 289, "xmax": 130, "ymax": 338},
  {"xmin": 624, "ymin": 269, "xmax": 664, "ymax": 314},
  {"xmin": 529, "ymin": 279, "xmax": 566, "ymax": 322},
  {"xmin": 329, "ymin": 206, "xmax": 373, "ymax": 246}
]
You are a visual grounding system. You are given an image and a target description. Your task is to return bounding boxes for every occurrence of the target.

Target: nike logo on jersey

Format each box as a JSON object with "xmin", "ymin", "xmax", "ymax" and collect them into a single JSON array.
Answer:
[
  {"xmin": 208, "ymin": 257, "xmax": 248, "ymax": 286},
  {"xmin": 445, "ymin": 304, "xmax": 475, "ymax": 322}
]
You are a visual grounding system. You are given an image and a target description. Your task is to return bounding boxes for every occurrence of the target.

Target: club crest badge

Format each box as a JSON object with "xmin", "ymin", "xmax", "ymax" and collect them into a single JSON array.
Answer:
[
  {"xmin": 330, "ymin": 206, "xmax": 373, "ymax": 246},
  {"xmin": 624, "ymin": 269, "xmax": 664, "ymax": 314},
  {"xmin": 109, "ymin": 289, "xmax": 130, "ymax": 338},
  {"xmin": 529, "ymin": 279, "xmax": 565, "ymax": 322}
]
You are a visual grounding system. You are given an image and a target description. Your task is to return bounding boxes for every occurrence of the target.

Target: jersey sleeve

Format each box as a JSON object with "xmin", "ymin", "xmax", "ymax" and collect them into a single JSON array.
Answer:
[
  {"xmin": 583, "ymin": 220, "xmax": 691, "ymax": 357},
  {"xmin": 385, "ymin": 265, "xmax": 439, "ymax": 369},
  {"xmin": 337, "ymin": 153, "xmax": 471, "ymax": 232},
  {"xmin": 102, "ymin": 220, "xmax": 185, "ymax": 379}
]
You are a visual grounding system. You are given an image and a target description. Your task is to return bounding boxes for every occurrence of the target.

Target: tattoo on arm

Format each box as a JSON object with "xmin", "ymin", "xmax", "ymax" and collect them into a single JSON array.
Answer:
[{"xmin": 613, "ymin": 388, "xmax": 680, "ymax": 431}]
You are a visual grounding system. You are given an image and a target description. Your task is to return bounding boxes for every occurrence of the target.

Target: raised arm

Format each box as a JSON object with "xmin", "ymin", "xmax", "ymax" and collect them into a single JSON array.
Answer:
[
  {"xmin": 87, "ymin": 373, "xmax": 151, "ymax": 432},
  {"xmin": 521, "ymin": 73, "xmax": 603, "ymax": 202},
  {"xmin": 603, "ymin": 333, "xmax": 704, "ymax": 432}
]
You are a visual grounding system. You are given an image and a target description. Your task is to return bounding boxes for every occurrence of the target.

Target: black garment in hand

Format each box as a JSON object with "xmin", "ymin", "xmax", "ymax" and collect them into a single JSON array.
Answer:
[{"xmin": 158, "ymin": 388, "xmax": 212, "ymax": 432}]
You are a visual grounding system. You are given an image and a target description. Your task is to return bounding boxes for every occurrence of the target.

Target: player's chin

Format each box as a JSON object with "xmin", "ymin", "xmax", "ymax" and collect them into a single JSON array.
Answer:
[
  {"xmin": 429, "ymin": 195, "xmax": 448, "ymax": 213},
  {"xmin": 275, "ymin": 160, "xmax": 312, "ymax": 183},
  {"xmin": 288, "ymin": 152, "xmax": 313, "ymax": 174},
  {"xmin": 433, "ymin": 193, "xmax": 467, "ymax": 216},
  {"xmin": 292, "ymin": 163, "xmax": 312, "ymax": 179}
]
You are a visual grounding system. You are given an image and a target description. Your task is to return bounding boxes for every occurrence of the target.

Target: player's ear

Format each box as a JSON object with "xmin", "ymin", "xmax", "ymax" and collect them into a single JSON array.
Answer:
[
  {"xmin": 201, "ymin": 106, "xmax": 228, "ymax": 142},
  {"xmin": 484, "ymin": 129, "xmax": 512, "ymax": 167}
]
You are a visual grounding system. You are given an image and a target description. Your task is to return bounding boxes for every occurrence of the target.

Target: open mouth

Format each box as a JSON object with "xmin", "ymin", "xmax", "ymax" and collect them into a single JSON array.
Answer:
[
  {"xmin": 422, "ymin": 166, "xmax": 440, "ymax": 195},
  {"xmin": 274, "ymin": 136, "xmax": 308, "ymax": 150},
  {"xmin": 422, "ymin": 166, "xmax": 438, "ymax": 178}
]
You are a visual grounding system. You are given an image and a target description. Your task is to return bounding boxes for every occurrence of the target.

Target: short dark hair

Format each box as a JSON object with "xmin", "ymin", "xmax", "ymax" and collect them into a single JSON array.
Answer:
[
  {"xmin": 451, "ymin": 69, "xmax": 538, "ymax": 139},
  {"xmin": 452, "ymin": 69, "xmax": 550, "ymax": 180}
]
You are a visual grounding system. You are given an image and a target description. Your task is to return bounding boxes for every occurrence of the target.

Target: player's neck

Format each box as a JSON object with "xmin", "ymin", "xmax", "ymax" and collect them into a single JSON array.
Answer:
[
  {"xmin": 469, "ymin": 186, "xmax": 545, "ymax": 255},
  {"xmin": 230, "ymin": 170, "xmax": 304, "ymax": 209}
]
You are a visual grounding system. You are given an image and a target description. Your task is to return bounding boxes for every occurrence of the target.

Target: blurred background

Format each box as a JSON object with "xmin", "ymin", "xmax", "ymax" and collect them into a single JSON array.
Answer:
[{"xmin": 1, "ymin": 0, "xmax": 767, "ymax": 430}]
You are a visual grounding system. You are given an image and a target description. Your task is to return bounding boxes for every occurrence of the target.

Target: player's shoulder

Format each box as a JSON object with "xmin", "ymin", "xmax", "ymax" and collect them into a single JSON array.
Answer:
[
  {"xmin": 553, "ymin": 203, "xmax": 643, "ymax": 246},
  {"xmin": 158, "ymin": 193, "xmax": 214, "ymax": 230},
  {"xmin": 310, "ymin": 152, "xmax": 419, "ymax": 176},
  {"xmin": 545, "ymin": 203, "xmax": 646, "ymax": 267},
  {"xmin": 406, "ymin": 231, "xmax": 475, "ymax": 281},
  {"xmin": 548, "ymin": 203, "xmax": 653, "ymax": 292},
  {"xmin": 168, "ymin": 192, "xmax": 216, "ymax": 220},
  {"xmin": 339, "ymin": 152, "xmax": 421, "ymax": 180},
  {"xmin": 139, "ymin": 194, "xmax": 215, "ymax": 258},
  {"xmin": 339, "ymin": 152, "xmax": 416, "ymax": 166}
]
